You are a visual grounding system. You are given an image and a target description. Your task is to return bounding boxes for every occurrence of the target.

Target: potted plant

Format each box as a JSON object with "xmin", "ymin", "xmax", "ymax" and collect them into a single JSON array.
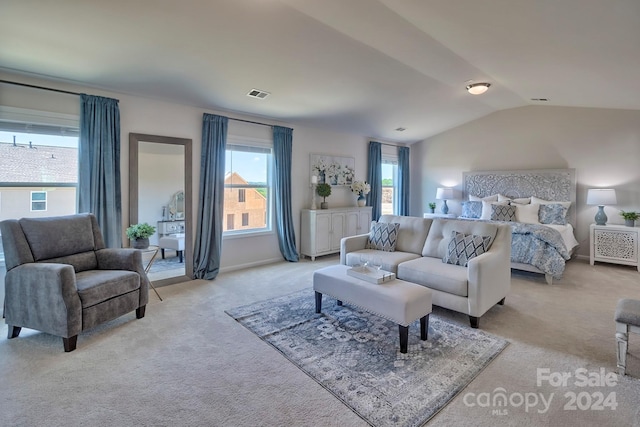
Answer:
[
  {"xmin": 126, "ymin": 223, "xmax": 156, "ymax": 249},
  {"xmin": 428, "ymin": 202, "xmax": 436, "ymax": 213},
  {"xmin": 620, "ymin": 210, "xmax": 639, "ymax": 227},
  {"xmin": 316, "ymin": 183, "xmax": 332, "ymax": 209}
]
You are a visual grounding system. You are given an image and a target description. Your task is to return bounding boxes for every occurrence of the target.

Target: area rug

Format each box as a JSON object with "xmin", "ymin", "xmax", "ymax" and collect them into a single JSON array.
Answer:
[
  {"xmin": 148, "ymin": 255, "xmax": 184, "ymax": 273},
  {"xmin": 226, "ymin": 289, "xmax": 508, "ymax": 427}
]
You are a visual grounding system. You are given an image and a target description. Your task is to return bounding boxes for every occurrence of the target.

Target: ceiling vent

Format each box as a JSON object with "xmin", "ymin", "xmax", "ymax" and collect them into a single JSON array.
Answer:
[
  {"xmin": 247, "ymin": 89, "xmax": 270, "ymax": 100},
  {"xmin": 395, "ymin": 127, "xmax": 406, "ymax": 132}
]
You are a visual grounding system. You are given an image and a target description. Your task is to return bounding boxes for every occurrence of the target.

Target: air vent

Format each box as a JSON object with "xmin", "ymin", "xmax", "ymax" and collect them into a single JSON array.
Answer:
[
  {"xmin": 531, "ymin": 98, "xmax": 549, "ymax": 102},
  {"xmin": 247, "ymin": 89, "xmax": 270, "ymax": 100},
  {"xmin": 395, "ymin": 127, "xmax": 406, "ymax": 132}
]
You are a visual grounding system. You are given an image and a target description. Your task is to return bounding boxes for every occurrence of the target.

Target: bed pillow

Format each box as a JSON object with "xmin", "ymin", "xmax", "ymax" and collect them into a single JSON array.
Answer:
[
  {"xmin": 470, "ymin": 194, "xmax": 498, "ymax": 202},
  {"xmin": 538, "ymin": 203, "xmax": 568, "ymax": 225},
  {"xmin": 515, "ymin": 203, "xmax": 540, "ymax": 224},
  {"xmin": 530, "ymin": 196, "xmax": 571, "ymax": 210},
  {"xmin": 367, "ymin": 222, "xmax": 400, "ymax": 252},
  {"xmin": 497, "ymin": 194, "xmax": 531, "ymax": 205},
  {"xmin": 460, "ymin": 201, "xmax": 483, "ymax": 219},
  {"xmin": 490, "ymin": 204, "xmax": 516, "ymax": 222},
  {"xmin": 480, "ymin": 200, "xmax": 509, "ymax": 220},
  {"xmin": 443, "ymin": 230, "xmax": 493, "ymax": 267}
]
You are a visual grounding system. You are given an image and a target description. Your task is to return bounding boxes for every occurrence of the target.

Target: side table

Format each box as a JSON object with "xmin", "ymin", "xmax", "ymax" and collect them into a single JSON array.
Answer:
[
  {"xmin": 590, "ymin": 224, "xmax": 640, "ymax": 271},
  {"xmin": 139, "ymin": 245, "xmax": 164, "ymax": 301}
]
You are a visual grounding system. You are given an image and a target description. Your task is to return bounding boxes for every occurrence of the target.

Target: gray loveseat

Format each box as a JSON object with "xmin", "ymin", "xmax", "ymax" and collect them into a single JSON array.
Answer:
[
  {"xmin": 1, "ymin": 213, "xmax": 150, "ymax": 351},
  {"xmin": 340, "ymin": 215, "xmax": 511, "ymax": 328}
]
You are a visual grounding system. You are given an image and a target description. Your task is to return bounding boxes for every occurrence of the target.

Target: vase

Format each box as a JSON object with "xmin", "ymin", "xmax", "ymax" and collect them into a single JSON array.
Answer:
[
  {"xmin": 357, "ymin": 195, "xmax": 366, "ymax": 207},
  {"xmin": 625, "ymin": 219, "xmax": 635, "ymax": 227},
  {"xmin": 321, "ymin": 202, "xmax": 328, "ymax": 209},
  {"xmin": 131, "ymin": 237, "xmax": 149, "ymax": 249}
]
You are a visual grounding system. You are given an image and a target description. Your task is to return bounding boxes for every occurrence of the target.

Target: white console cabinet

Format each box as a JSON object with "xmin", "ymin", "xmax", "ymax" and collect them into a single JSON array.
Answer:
[
  {"xmin": 300, "ymin": 207, "xmax": 372, "ymax": 260},
  {"xmin": 590, "ymin": 223, "xmax": 639, "ymax": 271},
  {"xmin": 157, "ymin": 220, "xmax": 185, "ymax": 237}
]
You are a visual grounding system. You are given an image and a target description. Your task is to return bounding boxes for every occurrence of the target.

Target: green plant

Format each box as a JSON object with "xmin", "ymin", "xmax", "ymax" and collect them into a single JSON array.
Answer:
[
  {"xmin": 428, "ymin": 202, "xmax": 436, "ymax": 209},
  {"xmin": 316, "ymin": 183, "xmax": 332, "ymax": 201},
  {"xmin": 620, "ymin": 210, "xmax": 639, "ymax": 221},
  {"xmin": 126, "ymin": 223, "xmax": 156, "ymax": 240}
]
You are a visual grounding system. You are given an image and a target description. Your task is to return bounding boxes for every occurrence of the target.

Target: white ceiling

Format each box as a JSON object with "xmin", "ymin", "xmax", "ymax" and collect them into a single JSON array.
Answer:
[{"xmin": 1, "ymin": 0, "xmax": 639, "ymax": 143}]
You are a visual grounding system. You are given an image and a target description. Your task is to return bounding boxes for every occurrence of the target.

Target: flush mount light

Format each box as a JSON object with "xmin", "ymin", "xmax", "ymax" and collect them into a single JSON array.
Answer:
[{"xmin": 466, "ymin": 83, "xmax": 491, "ymax": 95}]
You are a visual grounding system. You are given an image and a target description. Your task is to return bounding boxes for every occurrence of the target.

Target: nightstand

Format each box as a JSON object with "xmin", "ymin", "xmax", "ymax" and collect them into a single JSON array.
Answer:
[
  {"xmin": 423, "ymin": 213, "xmax": 457, "ymax": 219},
  {"xmin": 590, "ymin": 224, "xmax": 640, "ymax": 271}
]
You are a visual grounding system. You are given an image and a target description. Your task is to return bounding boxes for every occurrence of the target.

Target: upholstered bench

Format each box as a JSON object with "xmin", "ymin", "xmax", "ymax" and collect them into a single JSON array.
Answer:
[
  {"xmin": 313, "ymin": 264, "xmax": 432, "ymax": 353},
  {"xmin": 158, "ymin": 233, "xmax": 185, "ymax": 263},
  {"xmin": 615, "ymin": 298, "xmax": 640, "ymax": 376}
]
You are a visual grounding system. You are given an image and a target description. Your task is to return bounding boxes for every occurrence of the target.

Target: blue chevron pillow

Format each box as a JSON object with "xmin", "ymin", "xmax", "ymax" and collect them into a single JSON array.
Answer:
[
  {"xmin": 367, "ymin": 222, "xmax": 400, "ymax": 252},
  {"xmin": 443, "ymin": 230, "xmax": 493, "ymax": 267}
]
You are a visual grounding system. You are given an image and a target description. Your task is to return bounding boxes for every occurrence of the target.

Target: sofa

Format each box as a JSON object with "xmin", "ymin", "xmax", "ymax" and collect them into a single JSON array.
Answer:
[
  {"xmin": 340, "ymin": 215, "xmax": 511, "ymax": 328},
  {"xmin": 1, "ymin": 213, "xmax": 150, "ymax": 351}
]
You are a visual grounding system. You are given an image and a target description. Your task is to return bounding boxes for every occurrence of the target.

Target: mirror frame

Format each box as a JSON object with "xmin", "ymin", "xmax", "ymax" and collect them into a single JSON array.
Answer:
[{"xmin": 129, "ymin": 133, "xmax": 193, "ymax": 286}]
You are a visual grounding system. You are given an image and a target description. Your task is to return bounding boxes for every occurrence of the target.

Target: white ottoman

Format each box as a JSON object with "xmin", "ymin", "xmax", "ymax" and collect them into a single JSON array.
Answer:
[
  {"xmin": 313, "ymin": 264, "xmax": 432, "ymax": 353},
  {"xmin": 158, "ymin": 233, "xmax": 185, "ymax": 263}
]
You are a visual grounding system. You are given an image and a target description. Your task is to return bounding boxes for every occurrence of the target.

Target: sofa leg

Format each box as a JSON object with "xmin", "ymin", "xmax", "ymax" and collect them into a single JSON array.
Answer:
[
  {"xmin": 498, "ymin": 297, "xmax": 505, "ymax": 305},
  {"xmin": 469, "ymin": 316, "xmax": 480, "ymax": 328},
  {"xmin": 7, "ymin": 325, "xmax": 21, "ymax": 339},
  {"xmin": 63, "ymin": 335, "xmax": 78, "ymax": 352},
  {"xmin": 399, "ymin": 325, "xmax": 408, "ymax": 353},
  {"xmin": 136, "ymin": 305, "xmax": 146, "ymax": 319}
]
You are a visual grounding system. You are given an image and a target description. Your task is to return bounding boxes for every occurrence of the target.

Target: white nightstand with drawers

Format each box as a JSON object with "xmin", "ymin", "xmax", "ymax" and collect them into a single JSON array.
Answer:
[{"xmin": 590, "ymin": 223, "xmax": 639, "ymax": 271}]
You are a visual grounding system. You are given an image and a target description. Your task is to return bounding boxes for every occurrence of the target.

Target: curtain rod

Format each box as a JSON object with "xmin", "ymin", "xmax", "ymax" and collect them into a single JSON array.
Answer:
[
  {"xmin": 228, "ymin": 117, "xmax": 276, "ymax": 128},
  {"xmin": 0, "ymin": 79, "xmax": 82, "ymax": 96}
]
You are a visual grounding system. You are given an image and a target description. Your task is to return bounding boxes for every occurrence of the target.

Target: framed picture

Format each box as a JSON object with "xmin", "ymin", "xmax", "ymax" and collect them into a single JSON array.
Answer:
[{"xmin": 310, "ymin": 153, "xmax": 355, "ymax": 186}]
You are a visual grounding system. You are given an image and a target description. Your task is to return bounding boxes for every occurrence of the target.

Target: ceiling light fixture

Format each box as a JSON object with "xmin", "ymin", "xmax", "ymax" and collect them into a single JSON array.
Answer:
[{"xmin": 466, "ymin": 83, "xmax": 491, "ymax": 95}]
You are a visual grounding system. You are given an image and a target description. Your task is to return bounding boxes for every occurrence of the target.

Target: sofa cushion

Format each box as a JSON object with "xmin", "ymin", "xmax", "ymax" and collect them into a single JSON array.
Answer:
[
  {"xmin": 378, "ymin": 215, "xmax": 432, "ymax": 255},
  {"xmin": 443, "ymin": 231, "xmax": 492, "ymax": 267},
  {"xmin": 19, "ymin": 215, "xmax": 97, "ymax": 261},
  {"xmin": 422, "ymin": 219, "xmax": 498, "ymax": 259},
  {"xmin": 346, "ymin": 249, "xmax": 421, "ymax": 274},
  {"xmin": 43, "ymin": 251, "xmax": 99, "ymax": 273},
  {"xmin": 490, "ymin": 204, "xmax": 516, "ymax": 222},
  {"xmin": 75, "ymin": 270, "xmax": 140, "ymax": 308},
  {"xmin": 397, "ymin": 257, "xmax": 468, "ymax": 297},
  {"xmin": 367, "ymin": 222, "xmax": 400, "ymax": 251}
]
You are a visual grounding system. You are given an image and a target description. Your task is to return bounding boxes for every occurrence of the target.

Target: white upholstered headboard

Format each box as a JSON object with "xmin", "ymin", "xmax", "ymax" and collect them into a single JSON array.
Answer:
[{"xmin": 462, "ymin": 169, "xmax": 577, "ymax": 227}]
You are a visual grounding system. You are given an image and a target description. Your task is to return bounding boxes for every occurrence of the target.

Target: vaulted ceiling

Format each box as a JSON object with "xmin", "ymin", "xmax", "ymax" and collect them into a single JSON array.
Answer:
[{"xmin": 1, "ymin": 0, "xmax": 639, "ymax": 143}]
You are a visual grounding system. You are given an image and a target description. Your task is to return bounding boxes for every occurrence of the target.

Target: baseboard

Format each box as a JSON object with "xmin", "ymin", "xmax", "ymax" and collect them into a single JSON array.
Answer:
[{"xmin": 219, "ymin": 257, "xmax": 285, "ymax": 274}]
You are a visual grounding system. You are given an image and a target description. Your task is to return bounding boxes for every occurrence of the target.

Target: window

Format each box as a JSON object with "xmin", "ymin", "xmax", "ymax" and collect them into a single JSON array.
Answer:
[
  {"xmin": 381, "ymin": 158, "xmax": 398, "ymax": 215},
  {"xmin": 31, "ymin": 191, "xmax": 47, "ymax": 211},
  {"xmin": 227, "ymin": 214, "xmax": 235, "ymax": 230},
  {"xmin": 223, "ymin": 139, "xmax": 272, "ymax": 235}
]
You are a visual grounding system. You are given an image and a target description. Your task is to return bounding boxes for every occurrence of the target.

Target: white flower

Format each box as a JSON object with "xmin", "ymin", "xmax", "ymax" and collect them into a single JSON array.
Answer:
[{"xmin": 350, "ymin": 180, "xmax": 370, "ymax": 196}]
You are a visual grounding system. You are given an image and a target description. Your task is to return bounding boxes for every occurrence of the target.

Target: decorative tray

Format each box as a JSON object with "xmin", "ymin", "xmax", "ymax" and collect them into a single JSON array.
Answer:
[{"xmin": 347, "ymin": 266, "xmax": 396, "ymax": 284}]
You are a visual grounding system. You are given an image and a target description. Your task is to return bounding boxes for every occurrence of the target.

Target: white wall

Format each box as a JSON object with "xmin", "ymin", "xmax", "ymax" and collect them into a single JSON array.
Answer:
[
  {"xmin": 412, "ymin": 105, "xmax": 640, "ymax": 257},
  {"xmin": 0, "ymin": 71, "xmax": 395, "ymax": 271}
]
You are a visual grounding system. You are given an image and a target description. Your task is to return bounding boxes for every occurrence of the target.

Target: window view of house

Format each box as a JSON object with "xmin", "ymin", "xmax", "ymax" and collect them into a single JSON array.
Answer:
[
  {"xmin": 223, "ymin": 143, "xmax": 272, "ymax": 234},
  {"xmin": 381, "ymin": 159, "xmax": 397, "ymax": 215}
]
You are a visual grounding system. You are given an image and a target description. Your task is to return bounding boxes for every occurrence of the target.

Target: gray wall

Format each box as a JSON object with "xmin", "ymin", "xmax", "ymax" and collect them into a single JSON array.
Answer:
[{"xmin": 411, "ymin": 105, "xmax": 640, "ymax": 257}]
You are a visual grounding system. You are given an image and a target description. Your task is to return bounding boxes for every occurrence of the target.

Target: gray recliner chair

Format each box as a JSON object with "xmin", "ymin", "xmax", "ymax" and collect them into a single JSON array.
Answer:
[{"xmin": 1, "ymin": 213, "xmax": 149, "ymax": 352}]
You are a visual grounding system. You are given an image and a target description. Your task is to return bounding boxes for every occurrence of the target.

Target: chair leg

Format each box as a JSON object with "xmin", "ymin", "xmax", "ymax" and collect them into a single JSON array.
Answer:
[
  {"xmin": 63, "ymin": 335, "xmax": 78, "ymax": 352},
  {"xmin": 136, "ymin": 305, "xmax": 146, "ymax": 319},
  {"xmin": 399, "ymin": 325, "xmax": 408, "ymax": 353},
  {"xmin": 469, "ymin": 316, "xmax": 480, "ymax": 328},
  {"xmin": 178, "ymin": 250, "xmax": 183, "ymax": 263},
  {"xmin": 420, "ymin": 314, "xmax": 429, "ymax": 340},
  {"xmin": 7, "ymin": 325, "xmax": 21, "ymax": 339},
  {"xmin": 616, "ymin": 322, "xmax": 628, "ymax": 376}
]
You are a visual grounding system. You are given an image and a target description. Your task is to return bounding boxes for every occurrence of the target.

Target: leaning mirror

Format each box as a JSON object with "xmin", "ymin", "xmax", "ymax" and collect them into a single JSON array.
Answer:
[{"xmin": 129, "ymin": 133, "xmax": 193, "ymax": 288}]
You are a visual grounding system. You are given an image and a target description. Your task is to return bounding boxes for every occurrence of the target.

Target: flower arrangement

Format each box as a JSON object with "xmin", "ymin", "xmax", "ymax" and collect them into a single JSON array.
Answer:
[{"xmin": 350, "ymin": 181, "xmax": 371, "ymax": 198}]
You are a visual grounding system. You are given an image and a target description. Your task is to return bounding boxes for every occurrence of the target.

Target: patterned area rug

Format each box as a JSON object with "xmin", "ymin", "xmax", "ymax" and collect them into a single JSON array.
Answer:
[
  {"xmin": 148, "ymin": 255, "xmax": 184, "ymax": 273},
  {"xmin": 226, "ymin": 290, "xmax": 508, "ymax": 427}
]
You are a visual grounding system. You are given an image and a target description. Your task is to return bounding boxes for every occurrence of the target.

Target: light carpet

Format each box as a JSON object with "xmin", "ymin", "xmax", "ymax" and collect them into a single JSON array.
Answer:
[{"xmin": 227, "ymin": 289, "xmax": 508, "ymax": 427}]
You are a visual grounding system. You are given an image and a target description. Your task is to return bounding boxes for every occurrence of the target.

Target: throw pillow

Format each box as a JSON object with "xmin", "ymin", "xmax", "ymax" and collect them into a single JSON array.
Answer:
[
  {"xmin": 490, "ymin": 204, "xmax": 516, "ymax": 222},
  {"xmin": 367, "ymin": 222, "xmax": 400, "ymax": 252},
  {"xmin": 461, "ymin": 201, "xmax": 483, "ymax": 219},
  {"xmin": 515, "ymin": 203, "xmax": 540, "ymax": 224},
  {"xmin": 480, "ymin": 200, "xmax": 509, "ymax": 220},
  {"xmin": 443, "ymin": 230, "xmax": 492, "ymax": 267},
  {"xmin": 539, "ymin": 203, "xmax": 568, "ymax": 225}
]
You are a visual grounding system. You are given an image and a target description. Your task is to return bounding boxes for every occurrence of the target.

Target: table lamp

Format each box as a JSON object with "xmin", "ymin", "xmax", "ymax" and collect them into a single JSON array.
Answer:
[
  {"xmin": 586, "ymin": 188, "xmax": 617, "ymax": 225},
  {"xmin": 435, "ymin": 187, "xmax": 454, "ymax": 214}
]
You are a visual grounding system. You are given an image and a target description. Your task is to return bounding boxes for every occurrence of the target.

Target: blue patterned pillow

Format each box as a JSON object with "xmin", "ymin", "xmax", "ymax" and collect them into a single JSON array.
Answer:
[
  {"xmin": 461, "ymin": 201, "xmax": 482, "ymax": 219},
  {"xmin": 538, "ymin": 203, "xmax": 567, "ymax": 225},
  {"xmin": 443, "ymin": 231, "xmax": 493, "ymax": 267},
  {"xmin": 367, "ymin": 222, "xmax": 400, "ymax": 252},
  {"xmin": 490, "ymin": 204, "xmax": 516, "ymax": 222}
]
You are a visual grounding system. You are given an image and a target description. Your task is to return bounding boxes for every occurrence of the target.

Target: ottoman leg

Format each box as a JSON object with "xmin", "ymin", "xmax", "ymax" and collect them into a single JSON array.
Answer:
[
  {"xmin": 161, "ymin": 249, "xmax": 165, "ymax": 259},
  {"xmin": 178, "ymin": 250, "xmax": 183, "ymax": 263},
  {"xmin": 399, "ymin": 325, "xmax": 408, "ymax": 353},
  {"xmin": 337, "ymin": 300, "xmax": 343, "ymax": 306},
  {"xmin": 420, "ymin": 314, "xmax": 429, "ymax": 340},
  {"xmin": 315, "ymin": 291, "xmax": 322, "ymax": 313}
]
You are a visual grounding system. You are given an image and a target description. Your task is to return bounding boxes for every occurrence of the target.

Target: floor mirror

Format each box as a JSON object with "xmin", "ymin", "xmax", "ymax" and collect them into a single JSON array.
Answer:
[{"xmin": 129, "ymin": 133, "xmax": 193, "ymax": 288}]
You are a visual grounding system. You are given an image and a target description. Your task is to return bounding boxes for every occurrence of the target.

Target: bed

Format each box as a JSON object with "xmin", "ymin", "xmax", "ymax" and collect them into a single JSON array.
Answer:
[{"xmin": 462, "ymin": 169, "xmax": 579, "ymax": 284}]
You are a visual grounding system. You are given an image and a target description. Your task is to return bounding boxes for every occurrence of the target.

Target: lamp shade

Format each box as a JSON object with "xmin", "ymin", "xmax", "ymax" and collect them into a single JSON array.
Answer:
[
  {"xmin": 586, "ymin": 189, "xmax": 617, "ymax": 205},
  {"xmin": 435, "ymin": 187, "xmax": 454, "ymax": 200}
]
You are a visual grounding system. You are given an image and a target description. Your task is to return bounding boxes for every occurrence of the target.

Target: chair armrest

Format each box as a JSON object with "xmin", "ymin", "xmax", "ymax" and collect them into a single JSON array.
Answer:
[
  {"xmin": 96, "ymin": 248, "xmax": 150, "ymax": 306},
  {"xmin": 466, "ymin": 225, "xmax": 512, "ymax": 317},
  {"xmin": 4, "ymin": 263, "xmax": 82, "ymax": 337},
  {"xmin": 340, "ymin": 234, "xmax": 369, "ymax": 265}
]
